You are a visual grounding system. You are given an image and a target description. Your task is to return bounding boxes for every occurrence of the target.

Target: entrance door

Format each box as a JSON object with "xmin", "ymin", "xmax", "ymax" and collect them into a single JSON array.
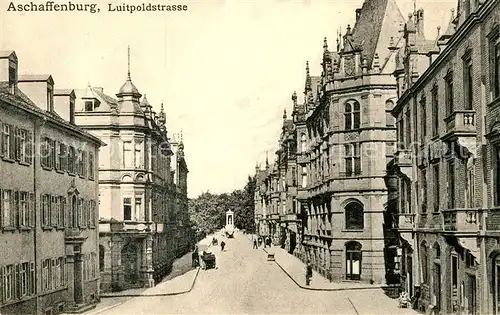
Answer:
[
  {"xmin": 122, "ymin": 244, "xmax": 139, "ymax": 285},
  {"xmin": 467, "ymin": 274, "xmax": 476, "ymax": 315},
  {"xmin": 433, "ymin": 263, "xmax": 441, "ymax": 313},
  {"xmin": 346, "ymin": 242, "xmax": 362, "ymax": 280}
]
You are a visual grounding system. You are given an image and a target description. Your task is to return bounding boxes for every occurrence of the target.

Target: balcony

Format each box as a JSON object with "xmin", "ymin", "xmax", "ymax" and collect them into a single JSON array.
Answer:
[
  {"xmin": 442, "ymin": 208, "xmax": 482, "ymax": 234},
  {"xmin": 280, "ymin": 213, "xmax": 299, "ymax": 222},
  {"xmin": 396, "ymin": 213, "xmax": 415, "ymax": 231},
  {"xmin": 442, "ymin": 110, "xmax": 477, "ymax": 142},
  {"xmin": 65, "ymin": 227, "xmax": 87, "ymax": 244},
  {"xmin": 394, "ymin": 149, "xmax": 412, "ymax": 168}
]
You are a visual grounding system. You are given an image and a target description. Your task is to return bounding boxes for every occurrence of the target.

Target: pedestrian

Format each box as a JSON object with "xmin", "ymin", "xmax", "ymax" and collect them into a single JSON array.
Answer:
[
  {"xmin": 192, "ymin": 248, "xmax": 199, "ymax": 267},
  {"xmin": 306, "ymin": 261, "xmax": 313, "ymax": 286},
  {"xmin": 221, "ymin": 240, "xmax": 226, "ymax": 251},
  {"xmin": 253, "ymin": 239, "xmax": 258, "ymax": 249}
]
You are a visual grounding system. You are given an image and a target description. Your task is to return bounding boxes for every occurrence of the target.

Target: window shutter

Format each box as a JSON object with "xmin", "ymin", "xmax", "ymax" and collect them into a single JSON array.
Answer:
[
  {"xmin": 26, "ymin": 131, "xmax": 32, "ymax": 165},
  {"xmin": 15, "ymin": 264, "xmax": 20, "ymax": 300},
  {"xmin": 29, "ymin": 193, "xmax": 34, "ymax": 228},
  {"xmin": 13, "ymin": 127, "xmax": 18, "ymax": 161},
  {"xmin": 0, "ymin": 189, "xmax": 3, "ymax": 229},
  {"xmin": 29, "ymin": 262, "xmax": 35, "ymax": 295},
  {"xmin": 11, "ymin": 191, "xmax": 18, "ymax": 228},
  {"xmin": 9, "ymin": 125, "xmax": 15, "ymax": 160}
]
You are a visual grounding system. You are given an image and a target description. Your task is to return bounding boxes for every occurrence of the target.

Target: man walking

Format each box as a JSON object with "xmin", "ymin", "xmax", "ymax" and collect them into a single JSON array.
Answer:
[
  {"xmin": 221, "ymin": 240, "xmax": 226, "ymax": 251},
  {"xmin": 253, "ymin": 238, "xmax": 258, "ymax": 249}
]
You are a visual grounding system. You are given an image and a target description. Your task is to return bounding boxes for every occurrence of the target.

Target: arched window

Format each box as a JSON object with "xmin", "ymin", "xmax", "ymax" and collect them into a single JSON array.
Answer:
[
  {"xmin": 344, "ymin": 100, "xmax": 360, "ymax": 130},
  {"xmin": 300, "ymin": 134, "xmax": 307, "ymax": 153},
  {"xmin": 420, "ymin": 241, "xmax": 428, "ymax": 284},
  {"xmin": 434, "ymin": 242, "xmax": 441, "ymax": 259},
  {"xmin": 72, "ymin": 195, "xmax": 77, "ymax": 227},
  {"xmin": 346, "ymin": 241, "xmax": 362, "ymax": 280},
  {"xmin": 99, "ymin": 245, "xmax": 105, "ymax": 272},
  {"xmin": 345, "ymin": 201, "xmax": 364, "ymax": 230}
]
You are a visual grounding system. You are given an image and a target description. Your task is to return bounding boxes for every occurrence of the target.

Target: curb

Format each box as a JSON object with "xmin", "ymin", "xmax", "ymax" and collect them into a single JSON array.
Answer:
[
  {"xmin": 101, "ymin": 236, "xmax": 216, "ymax": 299},
  {"xmin": 263, "ymin": 248, "xmax": 391, "ymax": 292}
]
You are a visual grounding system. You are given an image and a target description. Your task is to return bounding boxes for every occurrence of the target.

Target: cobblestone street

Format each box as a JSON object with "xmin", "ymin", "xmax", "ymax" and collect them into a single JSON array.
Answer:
[{"xmin": 85, "ymin": 232, "xmax": 419, "ymax": 314}]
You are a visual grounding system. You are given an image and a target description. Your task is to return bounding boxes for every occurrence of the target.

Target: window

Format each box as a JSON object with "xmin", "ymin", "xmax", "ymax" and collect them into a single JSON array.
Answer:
[
  {"xmin": 42, "ymin": 259, "xmax": 49, "ymax": 291},
  {"xmin": 432, "ymin": 86, "xmax": 439, "ymax": 136},
  {"xmin": 433, "ymin": 163, "xmax": 440, "ymax": 212},
  {"xmin": 300, "ymin": 134, "xmax": 307, "ymax": 153},
  {"xmin": 135, "ymin": 141, "xmax": 143, "ymax": 168},
  {"xmin": 420, "ymin": 97, "xmax": 427, "ymax": 144},
  {"xmin": 84, "ymin": 101, "xmax": 94, "ymax": 112},
  {"xmin": 20, "ymin": 262, "xmax": 28, "ymax": 297},
  {"xmin": 59, "ymin": 196, "xmax": 65, "ymax": 228},
  {"xmin": 2, "ymin": 124, "xmax": 11, "ymax": 159},
  {"xmin": 464, "ymin": 59, "xmax": 473, "ymax": 110},
  {"xmin": 19, "ymin": 191, "xmax": 28, "ymax": 227},
  {"xmin": 452, "ymin": 255, "xmax": 459, "ymax": 290},
  {"xmin": 344, "ymin": 100, "xmax": 360, "ymax": 130},
  {"xmin": 123, "ymin": 198, "xmax": 132, "ymax": 220},
  {"xmin": 4, "ymin": 264, "xmax": 13, "ymax": 301},
  {"xmin": 301, "ymin": 166, "xmax": 307, "ymax": 188},
  {"xmin": 47, "ymin": 87, "xmax": 54, "ymax": 111},
  {"xmin": 41, "ymin": 194, "xmax": 50, "ymax": 227},
  {"xmin": 77, "ymin": 198, "xmax": 83, "ymax": 227},
  {"xmin": 421, "ymin": 242, "xmax": 428, "ymax": 284},
  {"xmin": 82, "ymin": 151, "xmax": 87, "ymax": 178},
  {"xmin": 54, "ymin": 258, "xmax": 60, "ymax": 288},
  {"xmin": 8, "ymin": 66, "xmax": 16, "ymax": 93},
  {"xmin": 99, "ymin": 245, "xmax": 105, "ymax": 272},
  {"xmin": 68, "ymin": 146, "xmax": 75, "ymax": 174},
  {"xmin": 448, "ymin": 160, "xmax": 455, "ymax": 209},
  {"xmin": 445, "ymin": 72, "xmax": 454, "ymax": 116},
  {"xmin": 291, "ymin": 167, "xmax": 297, "ymax": 186},
  {"xmin": 344, "ymin": 143, "xmax": 361, "ymax": 176},
  {"xmin": 55, "ymin": 141, "xmax": 61, "ymax": 170},
  {"xmin": 123, "ymin": 141, "xmax": 133, "ymax": 167},
  {"xmin": 405, "ymin": 110, "xmax": 411, "ymax": 146},
  {"xmin": 134, "ymin": 197, "xmax": 142, "ymax": 221},
  {"xmin": 345, "ymin": 201, "xmax": 364, "ymax": 230},
  {"xmin": 421, "ymin": 169, "xmax": 427, "ymax": 214},
  {"xmin": 494, "ymin": 40, "xmax": 500, "ymax": 98}
]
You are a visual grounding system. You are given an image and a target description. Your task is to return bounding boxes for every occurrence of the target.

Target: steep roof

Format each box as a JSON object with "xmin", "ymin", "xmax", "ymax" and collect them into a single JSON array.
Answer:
[{"xmin": 351, "ymin": 0, "xmax": 405, "ymax": 69}]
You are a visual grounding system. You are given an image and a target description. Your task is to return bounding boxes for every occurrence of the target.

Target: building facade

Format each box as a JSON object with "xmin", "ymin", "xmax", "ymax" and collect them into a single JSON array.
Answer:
[
  {"xmin": 388, "ymin": 0, "xmax": 500, "ymax": 313},
  {"xmin": 255, "ymin": 0, "xmax": 404, "ymax": 284},
  {"xmin": 74, "ymin": 61, "xmax": 191, "ymax": 292},
  {"xmin": 0, "ymin": 51, "xmax": 103, "ymax": 314}
]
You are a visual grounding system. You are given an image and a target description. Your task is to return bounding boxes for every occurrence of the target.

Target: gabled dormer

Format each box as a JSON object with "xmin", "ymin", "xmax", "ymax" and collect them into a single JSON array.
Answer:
[{"xmin": 0, "ymin": 51, "xmax": 18, "ymax": 94}]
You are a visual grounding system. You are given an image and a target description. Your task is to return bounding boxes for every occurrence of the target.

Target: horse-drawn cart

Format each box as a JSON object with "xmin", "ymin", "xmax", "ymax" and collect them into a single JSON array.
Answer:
[{"xmin": 198, "ymin": 244, "xmax": 216, "ymax": 270}]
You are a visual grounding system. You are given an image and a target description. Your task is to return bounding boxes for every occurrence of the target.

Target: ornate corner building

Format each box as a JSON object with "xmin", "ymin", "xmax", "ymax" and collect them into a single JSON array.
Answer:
[
  {"xmin": 0, "ymin": 51, "xmax": 104, "ymax": 314},
  {"xmin": 387, "ymin": 0, "xmax": 500, "ymax": 314},
  {"xmin": 73, "ymin": 57, "xmax": 191, "ymax": 293},
  {"xmin": 255, "ymin": 0, "xmax": 404, "ymax": 284}
]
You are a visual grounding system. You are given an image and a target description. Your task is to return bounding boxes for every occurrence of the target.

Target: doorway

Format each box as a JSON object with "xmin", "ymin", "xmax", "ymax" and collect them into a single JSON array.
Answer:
[
  {"xmin": 121, "ymin": 243, "xmax": 139, "ymax": 285},
  {"xmin": 346, "ymin": 241, "xmax": 362, "ymax": 280},
  {"xmin": 433, "ymin": 263, "xmax": 441, "ymax": 313}
]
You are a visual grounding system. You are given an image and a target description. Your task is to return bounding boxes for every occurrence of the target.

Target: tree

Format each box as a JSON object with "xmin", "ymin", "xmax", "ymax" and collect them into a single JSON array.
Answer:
[{"xmin": 188, "ymin": 175, "xmax": 257, "ymax": 238}]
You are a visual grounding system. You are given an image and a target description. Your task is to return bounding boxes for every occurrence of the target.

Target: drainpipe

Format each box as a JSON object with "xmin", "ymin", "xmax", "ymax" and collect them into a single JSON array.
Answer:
[{"xmin": 34, "ymin": 117, "xmax": 45, "ymax": 314}]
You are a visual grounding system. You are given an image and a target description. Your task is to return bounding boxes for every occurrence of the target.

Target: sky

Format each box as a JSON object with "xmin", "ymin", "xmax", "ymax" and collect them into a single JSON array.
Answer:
[{"xmin": 0, "ymin": 0, "xmax": 456, "ymax": 198}]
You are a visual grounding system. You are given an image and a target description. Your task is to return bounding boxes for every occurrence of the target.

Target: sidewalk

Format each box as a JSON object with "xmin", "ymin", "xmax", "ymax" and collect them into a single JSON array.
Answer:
[
  {"xmin": 264, "ymin": 245, "xmax": 389, "ymax": 291},
  {"xmin": 100, "ymin": 234, "xmax": 216, "ymax": 298}
]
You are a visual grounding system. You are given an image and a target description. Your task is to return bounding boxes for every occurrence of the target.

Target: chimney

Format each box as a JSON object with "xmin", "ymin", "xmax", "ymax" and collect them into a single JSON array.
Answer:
[
  {"xmin": 18, "ymin": 74, "xmax": 55, "ymax": 112},
  {"xmin": 416, "ymin": 9, "xmax": 424, "ymax": 36},
  {"xmin": 0, "ymin": 51, "xmax": 18, "ymax": 94},
  {"xmin": 93, "ymin": 87, "xmax": 104, "ymax": 93},
  {"xmin": 54, "ymin": 89, "xmax": 76, "ymax": 124},
  {"xmin": 355, "ymin": 8, "xmax": 362, "ymax": 23}
]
